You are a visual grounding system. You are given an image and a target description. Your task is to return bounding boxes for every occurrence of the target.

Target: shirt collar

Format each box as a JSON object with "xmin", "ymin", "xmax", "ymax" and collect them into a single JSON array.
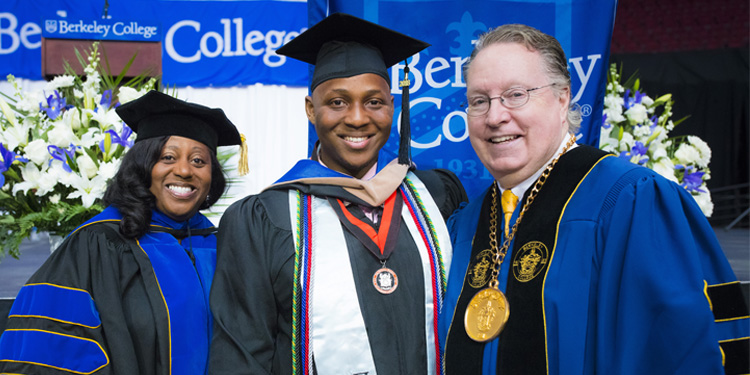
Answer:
[
  {"xmin": 498, "ymin": 133, "xmax": 578, "ymax": 199},
  {"xmin": 318, "ymin": 156, "xmax": 378, "ymax": 181}
]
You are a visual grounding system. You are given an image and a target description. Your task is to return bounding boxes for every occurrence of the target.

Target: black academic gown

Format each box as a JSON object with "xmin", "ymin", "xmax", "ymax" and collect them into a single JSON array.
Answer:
[
  {"xmin": 0, "ymin": 207, "xmax": 217, "ymax": 375},
  {"xmin": 210, "ymin": 167, "xmax": 466, "ymax": 375}
]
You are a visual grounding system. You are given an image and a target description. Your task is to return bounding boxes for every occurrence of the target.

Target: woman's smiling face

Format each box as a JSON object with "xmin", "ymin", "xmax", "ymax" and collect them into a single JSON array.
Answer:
[{"xmin": 149, "ymin": 136, "xmax": 212, "ymax": 221}]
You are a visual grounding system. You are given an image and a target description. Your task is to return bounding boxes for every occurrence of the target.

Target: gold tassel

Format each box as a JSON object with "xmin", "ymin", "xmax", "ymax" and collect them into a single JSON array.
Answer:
[{"xmin": 238, "ymin": 134, "xmax": 249, "ymax": 176}]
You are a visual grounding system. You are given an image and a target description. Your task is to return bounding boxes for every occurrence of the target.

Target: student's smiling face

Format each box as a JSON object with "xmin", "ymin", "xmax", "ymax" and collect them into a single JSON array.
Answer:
[{"xmin": 305, "ymin": 73, "xmax": 394, "ymax": 179}]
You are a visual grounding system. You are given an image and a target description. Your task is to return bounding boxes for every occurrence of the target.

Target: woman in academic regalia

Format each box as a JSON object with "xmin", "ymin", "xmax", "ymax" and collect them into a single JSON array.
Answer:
[{"xmin": 0, "ymin": 90, "xmax": 244, "ymax": 375}]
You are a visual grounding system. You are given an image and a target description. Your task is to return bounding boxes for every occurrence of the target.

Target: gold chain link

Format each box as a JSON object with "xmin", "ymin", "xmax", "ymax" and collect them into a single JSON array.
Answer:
[{"xmin": 487, "ymin": 137, "xmax": 576, "ymax": 289}]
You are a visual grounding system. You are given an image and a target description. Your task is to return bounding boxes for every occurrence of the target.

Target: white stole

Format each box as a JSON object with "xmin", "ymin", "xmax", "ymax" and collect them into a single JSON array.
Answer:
[{"xmin": 288, "ymin": 172, "xmax": 452, "ymax": 375}]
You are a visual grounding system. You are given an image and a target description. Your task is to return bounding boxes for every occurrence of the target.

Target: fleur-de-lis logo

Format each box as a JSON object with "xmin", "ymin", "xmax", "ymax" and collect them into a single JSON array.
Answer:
[{"xmin": 445, "ymin": 12, "xmax": 487, "ymax": 57}]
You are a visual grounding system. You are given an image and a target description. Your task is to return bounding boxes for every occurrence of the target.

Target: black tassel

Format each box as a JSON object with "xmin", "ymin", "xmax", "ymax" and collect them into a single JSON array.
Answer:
[{"xmin": 398, "ymin": 63, "xmax": 411, "ymax": 166}]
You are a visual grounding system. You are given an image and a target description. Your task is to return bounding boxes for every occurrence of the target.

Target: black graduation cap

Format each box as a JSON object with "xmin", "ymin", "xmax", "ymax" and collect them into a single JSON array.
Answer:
[
  {"xmin": 116, "ymin": 90, "xmax": 241, "ymax": 151},
  {"xmin": 116, "ymin": 90, "xmax": 249, "ymax": 175},
  {"xmin": 276, "ymin": 12, "xmax": 430, "ymax": 165}
]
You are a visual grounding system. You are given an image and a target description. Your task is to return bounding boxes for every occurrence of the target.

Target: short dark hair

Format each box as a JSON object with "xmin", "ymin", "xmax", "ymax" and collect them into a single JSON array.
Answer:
[{"xmin": 103, "ymin": 136, "xmax": 227, "ymax": 238}]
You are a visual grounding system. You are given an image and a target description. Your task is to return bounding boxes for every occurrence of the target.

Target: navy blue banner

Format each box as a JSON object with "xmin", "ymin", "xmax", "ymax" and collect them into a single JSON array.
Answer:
[
  {"xmin": 1, "ymin": 0, "xmax": 307, "ymax": 86},
  {"xmin": 309, "ymin": 0, "xmax": 617, "ymax": 198}
]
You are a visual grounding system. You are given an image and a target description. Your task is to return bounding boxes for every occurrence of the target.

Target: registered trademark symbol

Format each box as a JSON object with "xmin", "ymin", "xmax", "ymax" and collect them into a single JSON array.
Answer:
[{"xmin": 581, "ymin": 104, "xmax": 592, "ymax": 117}]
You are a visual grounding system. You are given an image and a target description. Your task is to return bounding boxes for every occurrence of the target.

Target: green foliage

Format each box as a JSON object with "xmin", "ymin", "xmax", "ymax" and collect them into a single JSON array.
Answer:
[
  {"xmin": 0, "ymin": 202, "xmax": 104, "ymax": 260},
  {"xmin": 0, "ymin": 42, "xmax": 240, "ymax": 262},
  {"xmin": 0, "ymin": 42, "xmax": 157, "ymax": 262}
]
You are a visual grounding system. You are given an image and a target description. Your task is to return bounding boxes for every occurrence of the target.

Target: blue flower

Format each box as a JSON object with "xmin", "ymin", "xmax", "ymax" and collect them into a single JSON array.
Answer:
[
  {"xmin": 601, "ymin": 114, "xmax": 611, "ymax": 129},
  {"xmin": 623, "ymin": 89, "xmax": 631, "ymax": 109},
  {"xmin": 676, "ymin": 165, "xmax": 707, "ymax": 193},
  {"xmin": 649, "ymin": 115, "xmax": 658, "ymax": 131},
  {"xmin": 623, "ymin": 89, "xmax": 646, "ymax": 110},
  {"xmin": 618, "ymin": 143, "xmax": 649, "ymax": 166},
  {"xmin": 634, "ymin": 90, "xmax": 646, "ymax": 104},
  {"xmin": 0, "ymin": 142, "xmax": 29, "ymax": 186},
  {"xmin": 47, "ymin": 143, "xmax": 79, "ymax": 173},
  {"xmin": 100, "ymin": 89, "xmax": 113, "ymax": 108},
  {"xmin": 39, "ymin": 90, "xmax": 66, "ymax": 120},
  {"xmin": 632, "ymin": 141, "xmax": 649, "ymax": 156},
  {"xmin": 99, "ymin": 124, "xmax": 134, "ymax": 154}
]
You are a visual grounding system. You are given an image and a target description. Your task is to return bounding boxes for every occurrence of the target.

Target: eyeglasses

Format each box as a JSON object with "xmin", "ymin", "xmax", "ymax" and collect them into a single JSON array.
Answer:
[{"xmin": 464, "ymin": 83, "xmax": 557, "ymax": 117}]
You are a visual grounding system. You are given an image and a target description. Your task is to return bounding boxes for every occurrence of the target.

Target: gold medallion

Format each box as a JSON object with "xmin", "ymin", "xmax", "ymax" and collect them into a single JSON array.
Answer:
[
  {"xmin": 461, "ymin": 137, "xmax": 574, "ymax": 342},
  {"xmin": 464, "ymin": 287, "xmax": 510, "ymax": 342}
]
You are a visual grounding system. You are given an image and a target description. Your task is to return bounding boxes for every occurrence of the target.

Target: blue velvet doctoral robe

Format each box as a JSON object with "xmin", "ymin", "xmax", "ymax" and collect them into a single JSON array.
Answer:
[
  {"xmin": 441, "ymin": 150, "xmax": 749, "ymax": 375},
  {"xmin": 0, "ymin": 206, "xmax": 217, "ymax": 375}
]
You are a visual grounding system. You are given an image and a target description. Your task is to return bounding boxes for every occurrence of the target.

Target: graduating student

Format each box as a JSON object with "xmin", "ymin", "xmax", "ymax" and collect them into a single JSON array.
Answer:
[
  {"xmin": 210, "ymin": 13, "xmax": 467, "ymax": 375},
  {"xmin": 0, "ymin": 91, "xmax": 244, "ymax": 375},
  {"xmin": 440, "ymin": 24, "xmax": 749, "ymax": 375}
]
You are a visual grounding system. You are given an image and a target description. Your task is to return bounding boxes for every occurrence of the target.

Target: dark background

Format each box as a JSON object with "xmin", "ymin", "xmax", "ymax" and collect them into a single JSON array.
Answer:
[{"xmin": 608, "ymin": 0, "xmax": 749, "ymax": 227}]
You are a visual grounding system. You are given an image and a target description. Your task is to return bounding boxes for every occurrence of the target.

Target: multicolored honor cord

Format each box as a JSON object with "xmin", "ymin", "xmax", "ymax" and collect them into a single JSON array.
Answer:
[{"xmin": 291, "ymin": 176, "xmax": 447, "ymax": 375}]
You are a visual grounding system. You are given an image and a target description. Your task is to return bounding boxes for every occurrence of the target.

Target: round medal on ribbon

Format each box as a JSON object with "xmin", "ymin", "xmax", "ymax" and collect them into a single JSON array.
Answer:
[{"xmin": 373, "ymin": 267, "xmax": 398, "ymax": 294}]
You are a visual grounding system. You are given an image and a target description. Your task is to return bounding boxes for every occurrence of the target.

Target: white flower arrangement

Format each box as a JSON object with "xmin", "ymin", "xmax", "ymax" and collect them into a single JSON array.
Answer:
[
  {"xmin": 599, "ymin": 64, "xmax": 713, "ymax": 217},
  {"xmin": 0, "ymin": 43, "xmax": 157, "ymax": 260}
]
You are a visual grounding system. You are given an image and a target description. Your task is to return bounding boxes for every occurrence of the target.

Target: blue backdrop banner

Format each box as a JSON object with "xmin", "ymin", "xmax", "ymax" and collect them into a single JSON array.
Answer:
[
  {"xmin": 308, "ymin": 0, "xmax": 617, "ymax": 198},
  {"xmin": 1, "ymin": 0, "xmax": 617, "ymax": 198},
  {"xmin": 1, "ymin": 0, "xmax": 308, "ymax": 86}
]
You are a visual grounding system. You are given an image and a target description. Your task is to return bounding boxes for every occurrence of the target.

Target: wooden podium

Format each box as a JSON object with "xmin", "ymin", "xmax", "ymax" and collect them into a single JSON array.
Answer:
[{"xmin": 41, "ymin": 38, "xmax": 161, "ymax": 79}]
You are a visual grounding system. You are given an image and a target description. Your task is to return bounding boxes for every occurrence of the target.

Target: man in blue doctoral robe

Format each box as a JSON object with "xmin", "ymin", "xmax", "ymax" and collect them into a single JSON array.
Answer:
[{"xmin": 440, "ymin": 23, "xmax": 748, "ymax": 375}]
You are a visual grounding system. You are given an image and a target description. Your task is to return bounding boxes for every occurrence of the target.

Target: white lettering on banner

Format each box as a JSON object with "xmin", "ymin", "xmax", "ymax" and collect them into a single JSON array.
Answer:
[
  {"xmin": 244, "ymin": 30, "xmax": 264, "ymax": 56},
  {"xmin": 112, "ymin": 22, "xmax": 158, "ymax": 39},
  {"xmin": 569, "ymin": 54, "xmax": 602, "ymax": 103},
  {"xmin": 391, "ymin": 53, "xmax": 600, "ymax": 98},
  {"xmin": 220, "ymin": 18, "xmax": 236, "ymax": 57},
  {"xmin": 391, "ymin": 54, "xmax": 468, "ymax": 94},
  {"xmin": 397, "ymin": 97, "xmax": 469, "ymax": 149},
  {"xmin": 2, "ymin": 12, "xmax": 602, "ymax": 104},
  {"xmin": 421, "ymin": 56, "xmax": 469, "ymax": 89},
  {"xmin": 450, "ymin": 56, "xmax": 468, "ymax": 87},
  {"xmin": 202, "ymin": 31, "xmax": 223, "ymax": 58},
  {"xmin": 442, "ymin": 110, "xmax": 469, "ymax": 142},
  {"xmin": 0, "ymin": 13, "xmax": 19, "ymax": 54},
  {"xmin": 20, "ymin": 22, "xmax": 41, "ymax": 49},
  {"xmin": 58, "ymin": 20, "xmax": 111, "ymax": 38},
  {"xmin": 165, "ymin": 18, "xmax": 303, "ymax": 67},
  {"xmin": 404, "ymin": 97, "xmax": 443, "ymax": 148},
  {"xmin": 425, "ymin": 57, "xmax": 450, "ymax": 89},
  {"xmin": 166, "ymin": 20, "xmax": 201, "ymax": 63},
  {"xmin": 58, "ymin": 20, "xmax": 158, "ymax": 39},
  {"xmin": 391, "ymin": 53, "xmax": 425, "ymax": 93},
  {"xmin": 0, "ymin": 12, "xmax": 41, "ymax": 54},
  {"xmin": 387, "ymin": 52, "xmax": 600, "ymax": 150},
  {"xmin": 232, "ymin": 18, "xmax": 245, "ymax": 56},
  {"xmin": 265, "ymin": 30, "xmax": 290, "ymax": 67}
]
